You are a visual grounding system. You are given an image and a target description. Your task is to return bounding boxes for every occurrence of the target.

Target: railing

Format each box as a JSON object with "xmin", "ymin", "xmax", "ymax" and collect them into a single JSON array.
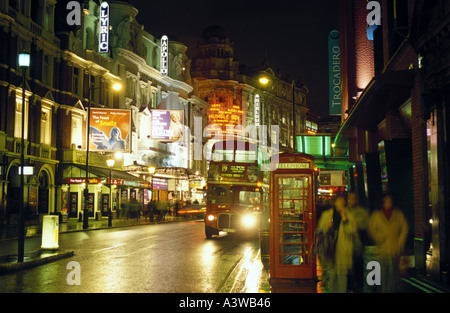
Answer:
[
  {"xmin": 61, "ymin": 148, "xmax": 125, "ymax": 170},
  {"xmin": 13, "ymin": 138, "xmax": 30, "ymax": 155},
  {"xmin": 39, "ymin": 144, "xmax": 55, "ymax": 160},
  {"xmin": 30, "ymin": 20, "xmax": 42, "ymax": 37}
]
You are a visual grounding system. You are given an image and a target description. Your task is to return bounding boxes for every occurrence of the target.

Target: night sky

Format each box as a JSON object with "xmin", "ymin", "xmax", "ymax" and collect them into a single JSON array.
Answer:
[{"xmin": 128, "ymin": 0, "xmax": 339, "ymax": 117}]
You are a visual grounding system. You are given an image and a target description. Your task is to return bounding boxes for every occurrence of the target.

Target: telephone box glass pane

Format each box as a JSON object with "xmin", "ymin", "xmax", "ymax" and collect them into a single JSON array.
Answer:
[{"xmin": 277, "ymin": 175, "xmax": 311, "ymax": 267}]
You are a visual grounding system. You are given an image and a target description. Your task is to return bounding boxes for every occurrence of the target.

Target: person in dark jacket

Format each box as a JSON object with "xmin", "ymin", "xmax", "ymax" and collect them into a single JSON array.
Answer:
[{"xmin": 148, "ymin": 200, "xmax": 156, "ymax": 222}]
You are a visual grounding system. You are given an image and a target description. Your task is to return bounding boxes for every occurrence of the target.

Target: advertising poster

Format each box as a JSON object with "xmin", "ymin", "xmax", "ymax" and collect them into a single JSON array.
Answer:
[
  {"xmin": 151, "ymin": 110, "xmax": 184, "ymax": 141},
  {"xmin": 89, "ymin": 108, "xmax": 131, "ymax": 152},
  {"xmin": 153, "ymin": 178, "xmax": 168, "ymax": 190}
]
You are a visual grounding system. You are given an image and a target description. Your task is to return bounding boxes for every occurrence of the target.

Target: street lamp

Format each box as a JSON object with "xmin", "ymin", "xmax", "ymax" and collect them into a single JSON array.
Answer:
[
  {"xmin": 259, "ymin": 77, "xmax": 269, "ymax": 85},
  {"xmin": 258, "ymin": 76, "xmax": 270, "ymax": 137},
  {"xmin": 149, "ymin": 166, "xmax": 156, "ymax": 201},
  {"xmin": 259, "ymin": 75, "xmax": 297, "ymax": 152},
  {"xmin": 18, "ymin": 51, "xmax": 30, "ymax": 263},
  {"xmin": 106, "ymin": 158, "xmax": 115, "ymax": 227},
  {"xmin": 83, "ymin": 77, "xmax": 121, "ymax": 229}
]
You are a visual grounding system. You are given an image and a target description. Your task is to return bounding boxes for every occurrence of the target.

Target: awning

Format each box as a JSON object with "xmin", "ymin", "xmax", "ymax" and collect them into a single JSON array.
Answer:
[
  {"xmin": 335, "ymin": 69, "xmax": 415, "ymax": 149},
  {"xmin": 62, "ymin": 164, "xmax": 150, "ymax": 188}
]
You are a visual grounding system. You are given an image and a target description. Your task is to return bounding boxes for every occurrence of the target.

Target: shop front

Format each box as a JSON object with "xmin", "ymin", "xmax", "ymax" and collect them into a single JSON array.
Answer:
[{"xmin": 60, "ymin": 165, "xmax": 150, "ymax": 220}]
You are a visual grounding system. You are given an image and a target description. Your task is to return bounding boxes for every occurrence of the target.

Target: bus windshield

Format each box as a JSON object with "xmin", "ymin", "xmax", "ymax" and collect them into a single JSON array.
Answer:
[
  {"xmin": 208, "ymin": 185, "xmax": 229, "ymax": 204},
  {"xmin": 238, "ymin": 191, "xmax": 261, "ymax": 205}
]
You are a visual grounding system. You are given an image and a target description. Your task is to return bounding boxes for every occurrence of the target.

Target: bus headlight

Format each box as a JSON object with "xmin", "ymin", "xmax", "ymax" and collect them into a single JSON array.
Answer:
[
  {"xmin": 242, "ymin": 214, "xmax": 256, "ymax": 227},
  {"xmin": 207, "ymin": 215, "xmax": 215, "ymax": 221}
]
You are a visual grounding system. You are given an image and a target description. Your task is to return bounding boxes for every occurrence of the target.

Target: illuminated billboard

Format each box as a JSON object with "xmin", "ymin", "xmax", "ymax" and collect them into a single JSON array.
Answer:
[
  {"xmin": 89, "ymin": 108, "xmax": 131, "ymax": 152},
  {"xmin": 151, "ymin": 109, "xmax": 184, "ymax": 141}
]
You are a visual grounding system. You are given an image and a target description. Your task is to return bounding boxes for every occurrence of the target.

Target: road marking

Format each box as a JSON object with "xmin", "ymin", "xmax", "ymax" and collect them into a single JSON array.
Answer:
[
  {"xmin": 92, "ymin": 243, "xmax": 123, "ymax": 254},
  {"xmin": 137, "ymin": 235, "xmax": 157, "ymax": 242},
  {"xmin": 401, "ymin": 278, "xmax": 433, "ymax": 293},
  {"xmin": 409, "ymin": 277, "xmax": 445, "ymax": 293}
]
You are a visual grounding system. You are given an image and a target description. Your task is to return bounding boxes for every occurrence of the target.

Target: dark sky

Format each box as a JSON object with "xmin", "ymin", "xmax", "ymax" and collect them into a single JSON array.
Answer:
[{"xmin": 128, "ymin": 0, "xmax": 339, "ymax": 117}]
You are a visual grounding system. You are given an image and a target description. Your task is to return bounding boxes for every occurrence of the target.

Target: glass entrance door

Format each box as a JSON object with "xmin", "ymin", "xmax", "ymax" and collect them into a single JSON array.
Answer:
[{"xmin": 274, "ymin": 174, "xmax": 315, "ymax": 279}]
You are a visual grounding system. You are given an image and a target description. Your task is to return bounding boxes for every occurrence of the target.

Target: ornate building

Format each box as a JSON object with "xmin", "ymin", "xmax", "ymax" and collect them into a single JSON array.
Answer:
[{"xmin": 191, "ymin": 25, "xmax": 310, "ymax": 153}]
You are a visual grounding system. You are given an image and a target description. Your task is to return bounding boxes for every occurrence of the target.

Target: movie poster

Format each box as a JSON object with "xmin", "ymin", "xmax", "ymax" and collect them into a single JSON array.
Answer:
[
  {"xmin": 151, "ymin": 110, "xmax": 184, "ymax": 141},
  {"xmin": 89, "ymin": 108, "xmax": 131, "ymax": 152}
]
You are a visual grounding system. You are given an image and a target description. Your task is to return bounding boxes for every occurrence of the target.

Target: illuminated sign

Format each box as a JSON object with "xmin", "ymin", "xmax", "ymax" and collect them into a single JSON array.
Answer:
[
  {"xmin": 153, "ymin": 177, "xmax": 168, "ymax": 190},
  {"xmin": 207, "ymin": 103, "xmax": 243, "ymax": 135},
  {"xmin": 160, "ymin": 35, "xmax": 169, "ymax": 75},
  {"xmin": 221, "ymin": 164, "xmax": 246, "ymax": 179},
  {"xmin": 328, "ymin": 30, "xmax": 341, "ymax": 116},
  {"xmin": 64, "ymin": 178, "xmax": 102, "ymax": 184},
  {"xmin": 254, "ymin": 94, "xmax": 260, "ymax": 127},
  {"xmin": 18, "ymin": 166, "xmax": 34, "ymax": 175},
  {"xmin": 276, "ymin": 163, "xmax": 310, "ymax": 169},
  {"xmin": 98, "ymin": 2, "xmax": 110, "ymax": 54},
  {"xmin": 151, "ymin": 110, "xmax": 184, "ymax": 141},
  {"xmin": 89, "ymin": 108, "xmax": 131, "ymax": 152}
]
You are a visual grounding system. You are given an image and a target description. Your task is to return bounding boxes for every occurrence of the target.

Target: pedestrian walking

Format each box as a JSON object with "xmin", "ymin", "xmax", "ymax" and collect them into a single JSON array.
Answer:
[
  {"xmin": 317, "ymin": 194, "xmax": 357, "ymax": 293},
  {"xmin": 368, "ymin": 194, "xmax": 408, "ymax": 293},
  {"xmin": 148, "ymin": 200, "xmax": 156, "ymax": 222},
  {"xmin": 174, "ymin": 199, "xmax": 180, "ymax": 217},
  {"xmin": 346, "ymin": 191, "xmax": 370, "ymax": 292}
]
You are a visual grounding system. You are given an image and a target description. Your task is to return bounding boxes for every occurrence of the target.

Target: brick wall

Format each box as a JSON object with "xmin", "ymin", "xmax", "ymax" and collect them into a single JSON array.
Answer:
[{"xmin": 410, "ymin": 74, "xmax": 427, "ymax": 240}]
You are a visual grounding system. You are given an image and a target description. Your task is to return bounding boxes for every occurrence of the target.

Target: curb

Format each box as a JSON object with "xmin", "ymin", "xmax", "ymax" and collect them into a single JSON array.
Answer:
[
  {"xmin": 0, "ymin": 250, "xmax": 75, "ymax": 275},
  {"xmin": 0, "ymin": 217, "xmax": 197, "ymax": 242}
]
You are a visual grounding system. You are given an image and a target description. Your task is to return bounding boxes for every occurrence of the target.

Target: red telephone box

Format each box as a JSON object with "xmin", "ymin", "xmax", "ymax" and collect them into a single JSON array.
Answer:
[{"xmin": 269, "ymin": 153, "xmax": 316, "ymax": 280}]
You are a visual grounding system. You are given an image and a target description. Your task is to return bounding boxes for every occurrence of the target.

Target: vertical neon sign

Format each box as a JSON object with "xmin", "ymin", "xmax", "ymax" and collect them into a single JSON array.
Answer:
[
  {"xmin": 160, "ymin": 35, "xmax": 169, "ymax": 76},
  {"xmin": 254, "ymin": 94, "xmax": 260, "ymax": 127},
  {"xmin": 99, "ymin": 2, "xmax": 110, "ymax": 54}
]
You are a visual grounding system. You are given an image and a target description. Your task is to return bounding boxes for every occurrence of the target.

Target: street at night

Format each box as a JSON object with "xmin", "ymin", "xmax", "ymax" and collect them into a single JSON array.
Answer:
[
  {"xmin": 1, "ymin": 0, "xmax": 450, "ymax": 305},
  {"xmin": 0, "ymin": 220, "xmax": 264, "ymax": 293}
]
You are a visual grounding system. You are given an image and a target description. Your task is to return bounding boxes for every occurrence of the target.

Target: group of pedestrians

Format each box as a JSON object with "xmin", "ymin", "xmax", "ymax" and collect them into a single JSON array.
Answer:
[
  {"xmin": 316, "ymin": 192, "xmax": 409, "ymax": 293},
  {"xmin": 146, "ymin": 199, "xmax": 181, "ymax": 222}
]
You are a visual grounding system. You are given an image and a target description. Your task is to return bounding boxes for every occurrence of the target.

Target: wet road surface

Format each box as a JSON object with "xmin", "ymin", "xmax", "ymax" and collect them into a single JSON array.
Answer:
[{"xmin": 0, "ymin": 220, "xmax": 262, "ymax": 293}]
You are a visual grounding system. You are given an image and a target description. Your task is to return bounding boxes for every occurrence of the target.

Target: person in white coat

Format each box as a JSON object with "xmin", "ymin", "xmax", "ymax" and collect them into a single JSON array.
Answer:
[
  {"xmin": 368, "ymin": 194, "xmax": 408, "ymax": 293},
  {"xmin": 317, "ymin": 194, "xmax": 357, "ymax": 293}
]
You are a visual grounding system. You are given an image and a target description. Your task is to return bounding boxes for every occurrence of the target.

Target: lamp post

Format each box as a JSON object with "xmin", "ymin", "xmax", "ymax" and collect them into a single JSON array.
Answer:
[
  {"xmin": 292, "ymin": 80, "xmax": 296, "ymax": 152},
  {"xmin": 83, "ymin": 77, "xmax": 121, "ymax": 229},
  {"xmin": 259, "ymin": 76, "xmax": 297, "ymax": 152},
  {"xmin": 106, "ymin": 158, "xmax": 115, "ymax": 227},
  {"xmin": 149, "ymin": 166, "xmax": 156, "ymax": 201},
  {"xmin": 18, "ymin": 51, "xmax": 30, "ymax": 263},
  {"xmin": 259, "ymin": 76, "xmax": 269, "ymax": 146}
]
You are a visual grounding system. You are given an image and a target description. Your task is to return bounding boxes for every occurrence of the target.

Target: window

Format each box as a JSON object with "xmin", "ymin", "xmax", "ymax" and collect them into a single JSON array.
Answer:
[
  {"xmin": 73, "ymin": 67, "xmax": 80, "ymax": 95},
  {"xmin": 42, "ymin": 55, "xmax": 52, "ymax": 85},
  {"xmin": 14, "ymin": 94, "xmax": 28, "ymax": 139},
  {"xmin": 40, "ymin": 107, "xmax": 52, "ymax": 145},
  {"xmin": 208, "ymin": 185, "xmax": 229, "ymax": 204},
  {"xmin": 151, "ymin": 91, "xmax": 157, "ymax": 109},
  {"xmin": 71, "ymin": 115, "xmax": 83, "ymax": 149},
  {"xmin": 90, "ymin": 76, "xmax": 98, "ymax": 103},
  {"xmin": 103, "ymin": 83, "xmax": 110, "ymax": 107},
  {"xmin": 19, "ymin": 0, "xmax": 27, "ymax": 15},
  {"xmin": 140, "ymin": 84, "xmax": 147, "ymax": 106},
  {"xmin": 44, "ymin": 3, "xmax": 53, "ymax": 32},
  {"xmin": 238, "ymin": 191, "xmax": 261, "ymax": 205},
  {"xmin": 212, "ymin": 149, "xmax": 234, "ymax": 162}
]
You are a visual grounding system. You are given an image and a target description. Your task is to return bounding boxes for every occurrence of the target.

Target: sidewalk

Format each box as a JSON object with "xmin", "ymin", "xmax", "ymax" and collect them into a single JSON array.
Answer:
[
  {"xmin": 0, "ymin": 214, "xmax": 195, "ymax": 275},
  {"xmin": 257, "ymin": 262, "xmax": 450, "ymax": 293},
  {"xmin": 0, "ymin": 214, "xmax": 194, "ymax": 242}
]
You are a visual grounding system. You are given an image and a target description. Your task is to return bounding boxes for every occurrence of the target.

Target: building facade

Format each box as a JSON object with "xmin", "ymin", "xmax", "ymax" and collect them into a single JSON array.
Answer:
[
  {"xmin": 191, "ymin": 26, "xmax": 310, "ymax": 153},
  {"xmin": 335, "ymin": 0, "xmax": 450, "ymax": 284},
  {"xmin": 0, "ymin": 0, "xmax": 210, "ymax": 233}
]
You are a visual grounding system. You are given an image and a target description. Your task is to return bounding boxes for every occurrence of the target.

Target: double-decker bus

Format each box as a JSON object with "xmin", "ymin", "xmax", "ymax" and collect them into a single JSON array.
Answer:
[{"xmin": 204, "ymin": 140, "xmax": 269, "ymax": 238}]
